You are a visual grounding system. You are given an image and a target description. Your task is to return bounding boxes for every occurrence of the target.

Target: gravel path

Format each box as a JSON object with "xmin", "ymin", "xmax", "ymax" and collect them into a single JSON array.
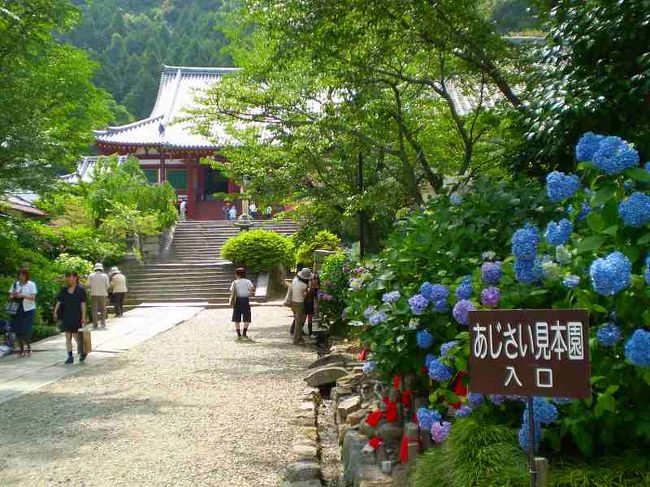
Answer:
[{"xmin": 0, "ymin": 306, "xmax": 315, "ymax": 486}]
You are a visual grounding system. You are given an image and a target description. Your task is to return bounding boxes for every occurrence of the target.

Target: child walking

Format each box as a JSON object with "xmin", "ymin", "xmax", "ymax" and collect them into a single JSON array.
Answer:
[{"xmin": 230, "ymin": 268, "xmax": 254, "ymax": 340}]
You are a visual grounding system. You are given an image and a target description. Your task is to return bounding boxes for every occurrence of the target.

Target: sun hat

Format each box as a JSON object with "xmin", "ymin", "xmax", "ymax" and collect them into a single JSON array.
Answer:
[
  {"xmin": 94, "ymin": 263, "xmax": 104, "ymax": 271},
  {"xmin": 298, "ymin": 268, "xmax": 313, "ymax": 280},
  {"xmin": 110, "ymin": 266, "xmax": 120, "ymax": 274}
]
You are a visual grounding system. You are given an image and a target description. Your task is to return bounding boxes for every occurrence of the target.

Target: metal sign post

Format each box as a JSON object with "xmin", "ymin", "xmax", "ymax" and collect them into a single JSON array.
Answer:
[{"xmin": 468, "ymin": 309, "xmax": 591, "ymax": 487}]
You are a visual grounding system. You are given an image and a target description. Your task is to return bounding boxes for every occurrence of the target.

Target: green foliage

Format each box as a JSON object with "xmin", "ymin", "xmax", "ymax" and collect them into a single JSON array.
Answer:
[
  {"xmin": 318, "ymin": 252, "xmax": 355, "ymax": 336},
  {"xmin": 548, "ymin": 454, "xmax": 650, "ymax": 486},
  {"xmin": 411, "ymin": 419, "xmax": 528, "ymax": 487},
  {"xmin": 53, "ymin": 253, "xmax": 93, "ymax": 277},
  {"xmin": 295, "ymin": 230, "xmax": 342, "ymax": 267},
  {"xmin": 221, "ymin": 230, "xmax": 294, "ymax": 272}
]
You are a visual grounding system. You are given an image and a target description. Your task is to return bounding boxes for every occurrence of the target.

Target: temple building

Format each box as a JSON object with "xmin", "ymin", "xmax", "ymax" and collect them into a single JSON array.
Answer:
[{"xmin": 93, "ymin": 66, "xmax": 240, "ymax": 220}]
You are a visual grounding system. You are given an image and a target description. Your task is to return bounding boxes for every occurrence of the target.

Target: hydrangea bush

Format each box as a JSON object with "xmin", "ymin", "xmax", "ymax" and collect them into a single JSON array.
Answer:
[{"xmin": 324, "ymin": 134, "xmax": 649, "ymax": 459}]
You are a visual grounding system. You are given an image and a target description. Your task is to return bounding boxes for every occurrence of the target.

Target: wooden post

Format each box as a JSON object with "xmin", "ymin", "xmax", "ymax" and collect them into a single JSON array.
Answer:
[{"xmin": 534, "ymin": 457, "xmax": 549, "ymax": 487}]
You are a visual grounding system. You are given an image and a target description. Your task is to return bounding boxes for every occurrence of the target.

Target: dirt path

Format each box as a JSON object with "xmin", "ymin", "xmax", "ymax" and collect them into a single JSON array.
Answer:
[{"xmin": 0, "ymin": 306, "xmax": 315, "ymax": 486}]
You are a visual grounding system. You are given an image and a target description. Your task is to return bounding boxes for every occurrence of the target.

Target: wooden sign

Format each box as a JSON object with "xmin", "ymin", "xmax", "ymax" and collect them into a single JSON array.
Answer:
[{"xmin": 468, "ymin": 309, "xmax": 590, "ymax": 398}]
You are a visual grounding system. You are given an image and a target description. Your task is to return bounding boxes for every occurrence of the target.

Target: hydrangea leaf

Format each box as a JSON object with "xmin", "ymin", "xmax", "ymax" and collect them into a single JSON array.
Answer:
[
  {"xmin": 590, "ymin": 185, "xmax": 617, "ymax": 207},
  {"xmin": 586, "ymin": 212, "xmax": 606, "ymax": 232},
  {"xmin": 594, "ymin": 392, "xmax": 616, "ymax": 418},
  {"xmin": 577, "ymin": 235, "xmax": 605, "ymax": 253},
  {"xmin": 624, "ymin": 167, "xmax": 650, "ymax": 183},
  {"xmin": 638, "ymin": 233, "xmax": 650, "ymax": 246}
]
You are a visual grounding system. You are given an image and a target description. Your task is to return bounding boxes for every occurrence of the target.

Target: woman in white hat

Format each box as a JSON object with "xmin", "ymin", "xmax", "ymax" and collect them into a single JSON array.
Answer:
[
  {"xmin": 109, "ymin": 266, "xmax": 128, "ymax": 317},
  {"xmin": 290, "ymin": 267, "xmax": 313, "ymax": 345}
]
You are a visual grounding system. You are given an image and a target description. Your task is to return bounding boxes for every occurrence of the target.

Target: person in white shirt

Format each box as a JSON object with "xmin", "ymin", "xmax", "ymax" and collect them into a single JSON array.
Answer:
[
  {"xmin": 290, "ymin": 267, "xmax": 312, "ymax": 345},
  {"xmin": 179, "ymin": 199, "xmax": 187, "ymax": 221},
  {"xmin": 228, "ymin": 206, "xmax": 237, "ymax": 221},
  {"xmin": 87, "ymin": 263, "xmax": 110, "ymax": 328},
  {"xmin": 229, "ymin": 268, "xmax": 255, "ymax": 340},
  {"xmin": 7, "ymin": 268, "xmax": 37, "ymax": 357},
  {"xmin": 249, "ymin": 202, "xmax": 257, "ymax": 219}
]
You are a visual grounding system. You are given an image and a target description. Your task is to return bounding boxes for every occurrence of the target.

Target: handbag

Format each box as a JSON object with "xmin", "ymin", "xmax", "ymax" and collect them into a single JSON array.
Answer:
[
  {"xmin": 283, "ymin": 283, "xmax": 293, "ymax": 308},
  {"xmin": 229, "ymin": 284, "xmax": 237, "ymax": 307},
  {"xmin": 79, "ymin": 329, "xmax": 92, "ymax": 355},
  {"xmin": 5, "ymin": 282, "xmax": 21, "ymax": 316}
]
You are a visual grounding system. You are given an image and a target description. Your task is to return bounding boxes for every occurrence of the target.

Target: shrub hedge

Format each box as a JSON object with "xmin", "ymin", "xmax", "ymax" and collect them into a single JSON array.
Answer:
[{"xmin": 221, "ymin": 229, "xmax": 294, "ymax": 272}]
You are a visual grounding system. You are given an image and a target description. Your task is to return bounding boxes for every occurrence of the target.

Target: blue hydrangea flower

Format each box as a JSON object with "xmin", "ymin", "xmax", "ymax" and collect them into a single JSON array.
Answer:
[
  {"xmin": 562, "ymin": 274, "xmax": 581, "ymax": 289},
  {"xmin": 515, "ymin": 258, "xmax": 543, "ymax": 284},
  {"xmin": 452, "ymin": 299, "xmax": 475, "ymax": 325},
  {"xmin": 455, "ymin": 276, "xmax": 473, "ymax": 299},
  {"xmin": 416, "ymin": 407, "xmax": 441, "ymax": 430},
  {"xmin": 545, "ymin": 219, "xmax": 573, "ymax": 246},
  {"xmin": 362, "ymin": 360, "xmax": 377, "ymax": 374},
  {"xmin": 480, "ymin": 287, "xmax": 500, "ymax": 307},
  {"xmin": 363, "ymin": 306, "xmax": 376, "ymax": 319},
  {"xmin": 490, "ymin": 395, "xmax": 505, "ymax": 406},
  {"xmin": 433, "ymin": 300, "xmax": 449, "ymax": 313},
  {"xmin": 440, "ymin": 340, "xmax": 458, "ymax": 357},
  {"xmin": 481, "ymin": 261, "xmax": 502, "ymax": 284},
  {"xmin": 467, "ymin": 392, "xmax": 484, "ymax": 408},
  {"xmin": 420, "ymin": 283, "xmax": 449, "ymax": 302},
  {"xmin": 568, "ymin": 201, "xmax": 591, "ymax": 221},
  {"xmin": 455, "ymin": 405, "xmax": 472, "ymax": 417},
  {"xmin": 646, "ymin": 162, "xmax": 650, "ymax": 173},
  {"xmin": 431, "ymin": 421, "xmax": 452, "ymax": 443},
  {"xmin": 546, "ymin": 171, "xmax": 581, "ymax": 203},
  {"xmin": 624, "ymin": 329, "xmax": 650, "ymax": 367},
  {"xmin": 618, "ymin": 192, "xmax": 650, "ymax": 227},
  {"xmin": 450, "ymin": 193, "xmax": 463, "ymax": 205},
  {"xmin": 416, "ymin": 330, "xmax": 434, "ymax": 349},
  {"xmin": 575, "ymin": 132, "xmax": 606, "ymax": 161},
  {"xmin": 369, "ymin": 310, "xmax": 388, "ymax": 326},
  {"xmin": 596, "ymin": 323, "xmax": 622, "ymax": 347},
  {"xmin": 541, "ymin": 260, "xmax": 562, "ymax": 280},
  {"xmin": 382, "ymin": 290, "xmax": 401, "ymax": 304},
  {"xmin": 592, "ymin": 136, "xmax": 640, "ymax": 175},
  {"xmin": 427, "ymin": 357, "xmax": 453, "ymax": 382},
  {"xmin": 589, "ymin": 251, "xmax": 632, "ymax": 296},
  {"xmin": 530, "ymin": 397, "xmax": 559, "ymax": 424},
  {"xmin": 512, "ymin": 224, "xmax": 540, "ymax": 260},
  {"xmin": 408, "ymin": 294, "xmax": 429, "ymax": 315},
  {"xmin": 518, "ymin": 417, "xmax": 542, "ymax": 451},
  {"xmin": 645, "ymin": 255, "xmax": 650, "ymax": 286}
]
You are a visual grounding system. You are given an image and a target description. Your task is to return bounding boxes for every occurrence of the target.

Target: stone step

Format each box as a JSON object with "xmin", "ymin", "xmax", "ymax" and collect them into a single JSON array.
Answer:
[{"xmin": 128, "ymin": 291, "xmax": 230, "ymax": 299}]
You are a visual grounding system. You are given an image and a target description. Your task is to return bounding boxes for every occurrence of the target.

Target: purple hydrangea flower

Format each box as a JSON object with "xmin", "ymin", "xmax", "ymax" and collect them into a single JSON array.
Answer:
[
  {"xmin": 440, "ymin": 340, "xmax": 458, "ymax": 357},
  {"xmin": 512, "ymin": 224, "xmax": 540, "ymax": 260},
  {"xmin": 562, "ymin": 275, "xmax": 581, "ymax": 289},
  {"xmin": 416, "ymin": 330, "xmax": 434, "ymax": 349},
  {"xmin": 592, "ymin": 136, "xmax": 640, "ymax": 175},
  {"xmin": 433, "ymin": 299, "xmax": 449, "ymax": 313},
  {"xmin": 589, "ymin": 251, "xmax": 632, "ymax": 296},
  {"xmin": 431, "ymin": 421, "xmax": 452, "ymax": 443},
  {"xmin": 455, "ymin": 405, "xmax": 472, "ymax": 417},
  {"xmin": 546, "ymin": 171, "xmax": 581, "ymax": 203},
  {"xmin": 426, "ymin": 357, "xmax": 453, "ymax": 382},
  {"xmin": 596, "ymin": 323, "xmax": 622, "ymax": 347},
  {"xmin": 467, "ymin": 392, "xmax": 484, "ymax": 408},
  {"xmin": 408, "ymin": 294, "xmax": 429, "ymax": 315},
  {"xmin": 455, "ymin": 276, "xmax": 473, "ymax": 299},
  {"xmin": 490, "ymin": 395, "xmax": 505, "ymax": 406},
  {"xmin": 382, "ymin": 290, "xmax": 401, "ymax": 304},
  {"xmin": 624, "ymin": 329, "xmax": 650, "ymax": 367},
  {"xmin": 480, "ymin": 287, "xmax": 501, "ymax": 307},
  {"xmin": 416, "ymin": 408, "xmax": 441, "ymax": 430},
  {"xmin": 452, "ymin": 299, "xmax": 475, "ymax": 325},
  {"xmin": 575, "ymin": 132, "xmax": 606, "ymax": 161},
  {"xmin": 545, "ymin": 219, "xmax": 573, "ymax": 246},
  {"xmin": 481, "ymin": 261, "xmax": 502, "ymax": 284},
  {"xmin": 363, "ymin": 306, "xmax": 376, "ymax": 318},
  {"xmin": 369, "ymin": 310, "xmax": 388, "ymax": 326},
  {"xmin": 618, "ymin": 192, "xmax": 650, "ymax": 227}
]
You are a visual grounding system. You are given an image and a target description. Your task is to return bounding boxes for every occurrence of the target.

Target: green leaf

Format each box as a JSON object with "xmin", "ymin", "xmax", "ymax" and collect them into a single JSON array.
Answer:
[
  {"xmin": 586, "ymin": 213, "xmax": 606, "ymax": 232},
  {"xmin": 577, "ymin": 235, "xmax": 605, "ymax": 254},
  {"xmin": 590, "ymin": 185, "xmax": 617, "ymax": 207},
  {"xmin": 638, "ymin": 233, "xmax": 650, "ymax": 246},
  {"xmin": 624, "ymin": 167, "xmax": 650, "ymax": 183},
  {"xmin": 594, "ymin": 392, "xmax": 616, "ymax": 417}
]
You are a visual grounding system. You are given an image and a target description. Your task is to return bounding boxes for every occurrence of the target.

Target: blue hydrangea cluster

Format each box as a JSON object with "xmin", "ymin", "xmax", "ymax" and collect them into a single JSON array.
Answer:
[
  {"xmin": 624, "ymin": 329, "xmax": 650, "ymax": 367},
  {"xmin": 515, "ymin": 257, "xmax": 543, "ymax": 284},
  {"xmin": 416, "ymin": 330, "xmax": 434, "ymax": 349},
  {"xmin": 455, "ymin": 405, "xmax": 472, "ymax": 417},
  {"xmin": 490, "ymin": 395, "xmax": 505, "ymax": 406},
  {"xmin": 455, "ymin": 276, "xmax": 473, "ymax": 299},
  {"xmin": 575, "ymin": 132, "xmax": 606, "ymax": 161},
  {"xmin": 467, "ymin": 392, "xmax": 484, "ymax": 408},
  {"xmin": 426, "ymin": 356, "xmax": 453, "ymax": 382},
  {"xmin": 512, "ymin": 224, "xmax": 540, "ymax": 260},
  {"xmin": 481, "ymin": 261, "xmax": 502, "ymax": 284},
  {"xmin": 596, "ymin": 323, "xmax": 622, "ymax": 347},
  {"xmin": 363, "ymin": 305, "xmax": 376, "ymax": 319},
  {"xmin": 568, "ymin": 201, "xmax": 591, "ymax": 221},
  {"xmin": 589, "ymin": 251, "xmax": 632, "ymax": 296},
  {"xmin": 562, "ymin": 274, "xmax": 581, "ymax": 289},
  {"xmin": 452, "ymin": 299, "xmax": 475, "ymax": 325},
  {"xmin": 545, "ymin": 218, "xmax": 573, "ymax": 246},
  {"xmin": 592, "ymin": 136, "xmax": 640, "ymax": 175},
  {"xmin": 408, "ymin": 294, "xmax": 429, "ymax": 315},
  {"xmin": 450, "ymin": 193, "xmax": 463, "ymax": 205},
  {"xmin": 416, "ymin": 407, "xmax": 442, "ymax": 430},
  {"xmin": 420, "ymin": 283, "xmax": 449, "ymax": 302},
  {"xmin": 518, "ymin": 417, "xmax": 541, "ymax": 451},
  {"xmin": 432, "ymin": 299, "xmax": 449, "ymax": 313},
  {"xmin": 518, "ymin": 398, "xmax": 558, "ymax": 451},
  {"xmin": 546, "ymin": 171, "xmax": 581, "ymax": 202},
  {"xmin": 381, "ymin": 290, "xmax": 401, "ymax": 304},
  {"xmin": 362, "ymin": 360, "xmax": 377, "ymax": 374},
  {"xmin": 480, "ymin": 287, "xmax": 500, "ymax": 307},
  {"xmin": 431, "ymin": 421, "xmax": 452, "ymax": 443},
  {"xmin": 618, "ymin": 192, "xmax": 650, "ymax": 227},
  {"xmin": 369, "ymin": 310, "xmax": 388, "ymax": 326},
  {"xmin": 645, "ymin": 255, "xmax": 650, "ymax": 286},
  {"xmin": 440, "ymin": 340, "xmax": 458, "ymax": 357}
]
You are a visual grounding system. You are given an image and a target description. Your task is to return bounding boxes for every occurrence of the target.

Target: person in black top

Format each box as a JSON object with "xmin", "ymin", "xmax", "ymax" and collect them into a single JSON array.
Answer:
[{"xmin": 53, "ymin": 272, "xmax": 87, "ymax": 364}]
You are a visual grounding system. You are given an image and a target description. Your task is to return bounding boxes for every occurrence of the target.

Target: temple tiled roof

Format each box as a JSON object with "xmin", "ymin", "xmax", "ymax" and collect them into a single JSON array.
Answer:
[
  {"xmin": 61, "ymin": 156, "xmax": 129, "ymax": 184},
  {"xmin": 94, "ymin": 66, "xmax": 239, "ymax": 150}
]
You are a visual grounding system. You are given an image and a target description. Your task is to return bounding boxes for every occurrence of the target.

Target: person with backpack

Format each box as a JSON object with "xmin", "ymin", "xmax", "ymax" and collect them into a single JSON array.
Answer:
[
  {"xmin": 229, "ymin": 268, "xmax": 255, "ymax": 341},
  {"xmin": 53, "ymin": 272, "xmax": 87, "ymax": 364},
  {"xmin": 7, "ymin": 268, "xmax": 37, "ymax": 357}
]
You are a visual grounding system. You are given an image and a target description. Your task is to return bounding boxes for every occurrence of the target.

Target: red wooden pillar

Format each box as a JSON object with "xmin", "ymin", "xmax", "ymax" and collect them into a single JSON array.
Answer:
[{"xmin": 186, "ymin": 160, "xmax": 195, "ymax": 220}]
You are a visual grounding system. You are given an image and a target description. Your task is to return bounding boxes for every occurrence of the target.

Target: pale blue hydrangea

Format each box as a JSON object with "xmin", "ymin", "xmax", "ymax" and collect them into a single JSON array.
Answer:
[
  {"xmin": 541, "ymin": 260, "xmax": 562, "ymax": 280},
  {"xmin": 467, "ymin": 392, "xmax": 484, "ymax": 408},
  {"xmin": 589, "ymin": 251, "xmax": 632, "ymax": 296},
  {"xmin": 363, "ymin": 306, "xmax": 376, "ymax": 318},
  {"xmin": 382, "ymin": 290, "xmax": 401, "ymax": 304},
  {"xmin": 426, "ymin": 356, "xmax": 453, "ymax": 382},
  {"xmin": 416, "ymin": 330, "xmax": 434, "ymax": 349},
  {"xmin": 455, "ymin": 405, "xmax": 472, "ymax": 417},
  {"xmin": 455, "ymin": 276, "xmax": 473, "ymax": 299},
  {"xmin": 519, "ymin": 417, "xmax": 542, "ymax": 451},
  {"xmin": 481, "ymin": 261, "xmax": 502, "ymax": 284},
  {"xmin": 545, "ymin": 219, "xmax": 573, "ymax": 246},
  {"xmin": 452, "ymin": 299, "xmax": 475, "ymax": 325},
  {"xmin": 482, "ymin": 251, "xmax": 497, "ymax": 261},
  {"xmin": 592, "ymin": 136, "xmax": 640, "ymax": 175},
  {"xmin": 562, "ymin": 274, "xmax": 581, "ymax": 289},
  {"xmin": 618, "ymin": 192, "xmax": 650, "ymax": 227},
  {"xmin": 512, "ymin": 224, "xmax": 540, "ymax": 260},
  {"xmin": 596, "ymin": 323, "xmax": 622, "ymax": 347},
  {"xmin": 624, "ymin": 329, "xmax": 650, "ymax": 367},
  {"xmin": 530, "ymin": 397, "xmax": 559, "ymax": 424},
  {"xmin": 420, "ymin": 283, "xmax": 449, "ymax": 302},
  {"xmin": 369, "ymin": 310, "xmax": 388, "ymax": 326},
  {"xmin": 431, "ymin": 421, "xmax": 452, "ymax": 443},
  {"xmin": 480, "ymin": 287, "xmax": 500, "ymax": 307},
  {"xmin": 515, "ymin": 257, "xmax": 543, "ymax": 284},
  {"xmin": 408, "ymin": 294, "xmax": 429, "ymax": 315},
  {"xmin": 440, "ymin": 340, "xmax": 458, "ymax": 357},
  {"xmin": 362, "ymin": 360, "xmax": 377, "ymax": 374},
  {"xmin": 576, "ymin": 132, "xmax": 606, "ymax": 161},
  {"xmin": 546, "ymin": 171, "xmax": 581, "ymax": 202},
  {"xmin": 450, "ymin": 193, "xmax": 463, "ymax": 205},
  {"xmin": 349, "ymin": 278, "xmax": 362, "ymax": 291}
]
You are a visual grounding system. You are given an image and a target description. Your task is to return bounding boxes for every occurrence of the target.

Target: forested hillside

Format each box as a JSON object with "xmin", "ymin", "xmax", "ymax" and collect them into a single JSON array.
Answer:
[{"xmin": 63, "ymin": 0, "xmax": 235, "ymax": 120}]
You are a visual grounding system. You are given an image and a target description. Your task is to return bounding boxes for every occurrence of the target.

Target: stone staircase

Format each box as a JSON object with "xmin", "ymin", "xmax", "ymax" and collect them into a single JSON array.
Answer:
[{"xmin": 123, "ymin": 220, "xmax": 298, "ymax": 308}]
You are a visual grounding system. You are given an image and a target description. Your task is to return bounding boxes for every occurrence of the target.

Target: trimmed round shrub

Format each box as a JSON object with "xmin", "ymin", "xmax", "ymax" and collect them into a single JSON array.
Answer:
[
  {"xmin": 221, "ymin": 230, "xmax": 294, "ymax": 272},
  {"xmin": 294, "ymin": 230, "xmax": 341, "ymax": 267}
]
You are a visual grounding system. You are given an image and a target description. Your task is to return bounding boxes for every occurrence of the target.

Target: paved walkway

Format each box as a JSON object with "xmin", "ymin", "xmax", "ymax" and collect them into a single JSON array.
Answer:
[{"xmin": 0, "ymin": 305, "xmax": 315, "ymax": 486}]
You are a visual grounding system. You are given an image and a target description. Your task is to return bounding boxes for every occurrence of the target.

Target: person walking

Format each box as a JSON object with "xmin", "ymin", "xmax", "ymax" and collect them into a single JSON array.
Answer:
[
  {"xmin": 249, "ymin": 202, "xmax": 257, "ymax": 219},
  {"xmin": 179, "ymin": 199, "xmax": 187, "ymax": 221},
  {"xmin": 222, "ymin": 203, "xmax": 231, "ymax": 221},
  {"xmin": 7, "ymin": 268, "xmax": 37, "ymax": 357},
  {"xmin": 228, "ymin": 205, "xmax": 237, "ymax": 221},
  {"xmin": 109, "ymin": 267, "xmax": 128, "ymax": 317},
  {"xmin": 87, "ymin": 263, "xmax": 109, "ymax": 328},
  {"xmin": 53, "ymin": 272, "xmax": 87, "ymax": 364},
  {"xmin": 304, "ymin": 274, "xmax": 320, "ymax": 337},
  {"xmin": 265, "ymin": 206, "xmax": 273, "ymax": 220},
  {"xmin": 290, "ymin": 268, "xmax": 312, "ymax": 345},
  {"xmin": 230, "ymin": 268, "xmax": 254, "ymax": 341}
]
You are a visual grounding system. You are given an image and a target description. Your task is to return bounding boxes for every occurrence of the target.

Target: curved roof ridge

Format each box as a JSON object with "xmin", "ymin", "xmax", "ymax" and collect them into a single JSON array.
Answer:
[{"xmin": 93, "ymin": 114, "xmax": 164, "ymax": 135}]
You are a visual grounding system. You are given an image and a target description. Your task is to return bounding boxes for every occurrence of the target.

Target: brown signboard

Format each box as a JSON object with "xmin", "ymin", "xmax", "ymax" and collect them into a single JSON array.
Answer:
[{"xmin": 468, "ymin": 309, "xmax": 590, "ymax": 398}]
